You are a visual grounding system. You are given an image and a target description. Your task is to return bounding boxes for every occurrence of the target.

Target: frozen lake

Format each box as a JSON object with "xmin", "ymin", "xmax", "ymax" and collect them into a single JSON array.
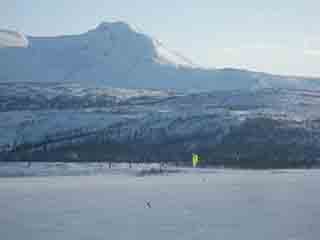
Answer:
[{"xmin": 0, "ymin": 166, "xmax": 319, "ymax": 240}]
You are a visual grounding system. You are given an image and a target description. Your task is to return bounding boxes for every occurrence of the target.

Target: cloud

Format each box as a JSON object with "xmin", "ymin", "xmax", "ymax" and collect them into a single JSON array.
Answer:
[
  {"xmin": 0, "ymin": 29, "xmax": 29, "ymax": 48},
  {"xmin": 220, "ymin": 43, "xmax": 284, "ymax": 54},
  {"xmin": 303, "ymin": 49, "xmax": 320, "ymax": 56},
  {"xmin": 220, "ymin": 42, "xmax": 320, "ymax": 57},
  {"xmin": 303, "ymin": 37, "xmax": 320, "ymax": 56},
  {"xmin": 304, "ymin": 37, "xmax": 320, "ymax": 49}
]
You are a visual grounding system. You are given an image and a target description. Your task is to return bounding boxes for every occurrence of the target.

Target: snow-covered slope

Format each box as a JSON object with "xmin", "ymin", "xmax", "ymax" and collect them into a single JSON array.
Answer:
[
  {"xmin": 1, "ymin": 21, "xmax": 320, "ymax": 90},
  {"xmin": 1, "ymin": 80, "xmax": 320, "ymax": 167}
]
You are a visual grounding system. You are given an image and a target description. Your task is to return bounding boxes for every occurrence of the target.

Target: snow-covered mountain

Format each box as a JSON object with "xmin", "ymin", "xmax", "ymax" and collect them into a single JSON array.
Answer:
[
  {"xmin": 1, "ymin": 21, "xmax": 320, "ymax": 90},
  {"xmin": 0, "ymin": 29, "xmax": 29, "ymax": 48},
  {"xmin": 2, "ymin": 21, "xmax": 320, "ymax": 167}
]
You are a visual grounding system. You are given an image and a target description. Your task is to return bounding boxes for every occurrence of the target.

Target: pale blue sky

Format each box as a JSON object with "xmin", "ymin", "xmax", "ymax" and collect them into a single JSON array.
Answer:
[{"xmin": 1, "ymin": 0, "xmax": 320, "ymax": 77}]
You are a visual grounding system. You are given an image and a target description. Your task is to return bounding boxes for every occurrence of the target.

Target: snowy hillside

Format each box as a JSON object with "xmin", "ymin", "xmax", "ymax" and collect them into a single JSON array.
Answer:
[
  {"xmin": 1, "ymin": 21, "xmax": 320, "ymax": 90},
  {"xmin": 1, "ymin": 81, "xmax": 320, "ymax": 167}
]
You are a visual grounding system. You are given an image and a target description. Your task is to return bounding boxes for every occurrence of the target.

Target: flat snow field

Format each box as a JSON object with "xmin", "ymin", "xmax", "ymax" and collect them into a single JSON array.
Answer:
[{"xmin": 0, "ymin": 167, "xmax": 319, "ymax": 240}]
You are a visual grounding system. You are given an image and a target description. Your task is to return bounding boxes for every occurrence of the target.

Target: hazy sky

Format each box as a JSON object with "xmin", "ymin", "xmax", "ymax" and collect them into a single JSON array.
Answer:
[{"xmin": 1, "ymin": 0, "xmax": 320, "ymax": 77}]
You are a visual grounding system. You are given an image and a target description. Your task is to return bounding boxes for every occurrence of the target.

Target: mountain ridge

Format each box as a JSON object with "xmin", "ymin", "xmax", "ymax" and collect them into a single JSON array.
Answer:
[{"xmin": 1, "ymin": 21, "xmax": 320, "ymax": 91}]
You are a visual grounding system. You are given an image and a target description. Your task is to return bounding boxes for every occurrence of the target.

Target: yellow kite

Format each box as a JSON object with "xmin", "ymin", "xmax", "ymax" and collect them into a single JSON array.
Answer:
[{"xmin": 192, "ymin": 153, "xmax": 200, "ymax": 167}]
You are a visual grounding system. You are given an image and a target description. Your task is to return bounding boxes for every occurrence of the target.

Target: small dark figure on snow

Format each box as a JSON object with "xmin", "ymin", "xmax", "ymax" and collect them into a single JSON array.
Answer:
[{"xmin": 146, "ymin": 201, "xmax": 152, "ymax": 208}]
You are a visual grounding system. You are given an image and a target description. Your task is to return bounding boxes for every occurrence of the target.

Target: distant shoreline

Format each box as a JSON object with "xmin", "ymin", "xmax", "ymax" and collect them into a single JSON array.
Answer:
[{"xmin": 0, "ymin": 161, "xmax": 319, "ymax": 178}]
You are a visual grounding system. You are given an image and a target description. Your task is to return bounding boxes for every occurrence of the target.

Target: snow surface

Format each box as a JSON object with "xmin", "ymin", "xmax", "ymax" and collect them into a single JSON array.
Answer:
[{"xmin": 0, "ymin": 166, "xmax": 319, "ymax": 240}]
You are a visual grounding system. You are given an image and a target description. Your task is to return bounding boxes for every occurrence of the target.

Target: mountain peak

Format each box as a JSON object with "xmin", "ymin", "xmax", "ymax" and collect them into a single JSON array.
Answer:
[
  {"xmin": 0, "ymin": 29, "xmax": 29, "ymax": 48},
  {"xmin": 90, "ymin": 21, "xmax": 195, "ymax": 68},
  {"xmin": 95, "ymin": 21, "xmax": 135, "ymax": 33}
]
